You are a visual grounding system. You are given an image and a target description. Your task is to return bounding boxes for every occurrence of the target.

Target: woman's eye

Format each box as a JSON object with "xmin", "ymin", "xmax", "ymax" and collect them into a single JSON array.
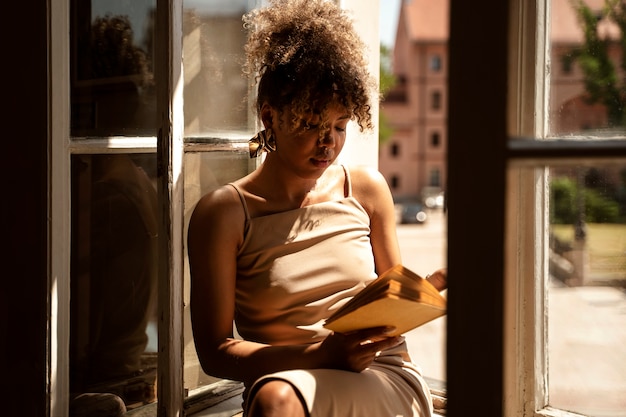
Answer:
[{"xmin": 336, "ymin": 126, "xmax": 346, "ymax": 132}]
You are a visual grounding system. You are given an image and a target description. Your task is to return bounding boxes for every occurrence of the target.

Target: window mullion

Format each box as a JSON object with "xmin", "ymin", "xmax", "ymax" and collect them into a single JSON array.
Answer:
[
  {"xmin": 155, "ymin": 0, "xmax": 185, "ymax": 415},
  {"xmin": 50, "ymin": 0, "xmax": 72, "ymax": 414},
  {"xmin": 504, "ymin": 0, "xmax": 552, "ymax": 415}
]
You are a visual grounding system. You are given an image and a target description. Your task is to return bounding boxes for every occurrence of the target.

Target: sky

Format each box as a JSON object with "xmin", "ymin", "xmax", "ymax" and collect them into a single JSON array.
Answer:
[{"xmin": 379, "ymin": 0, "xmax": 402, "ymax": 48}]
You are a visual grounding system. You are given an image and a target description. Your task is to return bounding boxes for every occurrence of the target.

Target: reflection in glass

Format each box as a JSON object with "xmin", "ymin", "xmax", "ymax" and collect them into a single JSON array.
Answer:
[
  {"xmin": 549, "ymin": 0, "xmax": 625, "ymax": 136},
  {"xmin": 71, "ymin": 0, "xmax": 157, "ymax": 136},
  {"xmin": 183, "ymin": 0, "xmax": 257, "ymax": 136},
  {"xmin": 182, "ymin": 149, "xmax": 254, "ymax": 392},
  {"xmin": 548, "ymin": 162, "xmax": 626, "ymax": 416},
  {"xmin": 70, "ymin": 154, "xmax": 159, "ymax": 414}
]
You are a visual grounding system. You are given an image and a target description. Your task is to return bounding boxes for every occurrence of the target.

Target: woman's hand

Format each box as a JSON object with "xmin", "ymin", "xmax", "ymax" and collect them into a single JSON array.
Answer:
[
  {"xmin": 314, "ymin": 326, "xmax": 404, "ymax": 372},
  {"xmin": 426, "ymin": 268, "xmax": 447, "ymax": 291}
]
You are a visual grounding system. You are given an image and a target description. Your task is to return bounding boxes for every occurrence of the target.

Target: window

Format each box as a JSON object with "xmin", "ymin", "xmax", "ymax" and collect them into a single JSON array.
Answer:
[
  {"xmin": 49, "ymin": 1, "xmax": 626, "ymax": 416},
  {"xmin": 69, "ymin": 0, "xmax": 160, "ymax": 411},
  {"xmin": 391, "ymin": 174, "xmax": 400, "ymax": 189},
  {"xmin": 561, "ymin": 53, "xmax": 574, "ymax": 75},
  {"xmin": 429, "ymin": 168, "xmax": 441, "ymax": 187},
  {"xmin": 430, "ymin": 54, "xmax": 442, "ymax": 72},
  {"xmin": 181, "ymin": 0, "xmax": 260, "ymax": 398},
  {"xmin": 447, "ymin": 1, "xmax": 626, "ymax": 416},
  {"xmin": 431, "ymin": 90, "xmax": 442, "ymax": 110},
  {"xmin": 391, "ymin": 142, "xmax": 400, "ymax": 157},
  {"xmin": 431, "ymin": 131, "xmax": 441, "ymax": 147}
]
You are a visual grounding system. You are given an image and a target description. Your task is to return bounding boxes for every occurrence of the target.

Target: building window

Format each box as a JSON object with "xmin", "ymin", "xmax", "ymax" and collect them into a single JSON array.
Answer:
[
  {"xmin": 429, "ymin": 168, "xmax": 441, "ymax": 187},
  {"xmin": 431, "ymin": 90, "xmax": 442, "ymax": 110},
  {"xmin": 430, "ymin": 132, "xmax": 441, "ymax": 147},
  {"xmin": 391, "ymin": 142, "xmax": 400, "ymax": 157},
  {"xmin": 391, "ymin": 175, "xmax": 400, "ymax": 190},
  {"xmin": 561, "ymin": 52, "xmax": 574, "ymax": 75},
  {"xmin": 430, "ymin": 55, "xmax": 442, "ymax": 72}
]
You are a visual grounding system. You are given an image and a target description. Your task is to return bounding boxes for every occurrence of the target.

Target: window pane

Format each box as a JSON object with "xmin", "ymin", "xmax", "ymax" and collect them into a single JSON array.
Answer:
[
  {"xmin": 183, "ymin": 0, "xmax": 258, "ymax": 137},
  {"xmin": 379, "ymin": 1, "xmax": 448, "ymax": 396},
  {"xmin": 548, "ymin": 162, "xmax": 626, "ymax": 416},
  {"xmin": 400, "ymin": 209, "xmax": 447, "ymax": 382},
  {"xmin": 549, "ymin": 0, "xmax": 625, "ymax": 136},
  {"xmin": 182, "ymin": 149, "xmax": 254, "ymax": 393},
  {"xmin": 70, "ymin": 153, "xmax": 159, "ymax": 412},
  {"xmin": 71, "ymin": 0, "xmax": 158, "ymax": 137}
]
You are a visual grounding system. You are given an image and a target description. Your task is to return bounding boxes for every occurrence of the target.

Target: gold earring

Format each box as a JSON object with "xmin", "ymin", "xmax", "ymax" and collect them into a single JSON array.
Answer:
[{"xmin": 249, "ymin": 129, "xmax": 276, "ymax": 158}]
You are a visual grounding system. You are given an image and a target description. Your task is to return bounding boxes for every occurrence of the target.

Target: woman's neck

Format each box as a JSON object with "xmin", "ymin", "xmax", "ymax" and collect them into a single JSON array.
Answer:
[{"xmin": 248, "ymin": 161, "xmax": 337, "ymax": 208}]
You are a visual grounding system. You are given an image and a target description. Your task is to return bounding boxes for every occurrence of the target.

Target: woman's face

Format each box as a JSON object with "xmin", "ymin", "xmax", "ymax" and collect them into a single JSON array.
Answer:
[{"xmin": 269, "ymin": 102, "xmax": 351, "ymax": 178}]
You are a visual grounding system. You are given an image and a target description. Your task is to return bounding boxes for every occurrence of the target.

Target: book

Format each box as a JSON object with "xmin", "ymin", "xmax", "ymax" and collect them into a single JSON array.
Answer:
[{"xmin": 323, "ymin": 265, "xmax": 447, "ymax": 337}]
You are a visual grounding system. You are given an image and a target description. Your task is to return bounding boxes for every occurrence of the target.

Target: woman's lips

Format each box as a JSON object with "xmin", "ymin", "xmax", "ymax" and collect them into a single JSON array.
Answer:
[{"xmin": 311, "ymin": 158, "xmax": 331, "ymax": 168}]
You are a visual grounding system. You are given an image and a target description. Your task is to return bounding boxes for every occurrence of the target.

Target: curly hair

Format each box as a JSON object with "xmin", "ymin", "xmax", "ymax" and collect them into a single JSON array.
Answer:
[{"xmin": 242, "ymin": 0, "xmax": 376, "ymax": 135}]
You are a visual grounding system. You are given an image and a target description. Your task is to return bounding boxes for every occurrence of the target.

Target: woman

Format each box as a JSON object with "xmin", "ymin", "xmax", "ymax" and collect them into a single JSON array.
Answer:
[{"xmin": 187, "ymin": 1, "xmax": 447, "ymax": 416}]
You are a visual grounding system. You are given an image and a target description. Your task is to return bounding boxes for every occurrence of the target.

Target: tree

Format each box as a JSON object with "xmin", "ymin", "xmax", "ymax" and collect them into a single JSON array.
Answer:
[
  {"xmin": 566, "ymin": 0, "xmax": 626, "ymax": 128},
  {"xmin": 379, "ymin": 44, "xmax": 397, "ymax": 145}
]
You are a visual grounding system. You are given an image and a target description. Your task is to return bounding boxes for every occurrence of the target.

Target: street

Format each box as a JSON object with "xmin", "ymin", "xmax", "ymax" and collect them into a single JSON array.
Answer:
[
  {"xmin": 396, "ymin": 209, "xmax": 626, "ymax": 416},
  {"xmin": 396, "ymin": 209, "xmax": 447, "ymax": 382}
]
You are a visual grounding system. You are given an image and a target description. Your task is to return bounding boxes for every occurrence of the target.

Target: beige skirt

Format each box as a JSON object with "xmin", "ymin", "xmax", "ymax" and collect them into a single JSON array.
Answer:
[{"xmin": 244, "ymin": 341, "xmax": 433, "ymax": 417}]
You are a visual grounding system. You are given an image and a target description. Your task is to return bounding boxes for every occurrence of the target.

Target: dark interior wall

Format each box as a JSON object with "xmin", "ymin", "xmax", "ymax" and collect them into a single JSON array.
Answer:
[{"xmin": 2, "ymin": 1, "xmax": 50, "ymax": 416}]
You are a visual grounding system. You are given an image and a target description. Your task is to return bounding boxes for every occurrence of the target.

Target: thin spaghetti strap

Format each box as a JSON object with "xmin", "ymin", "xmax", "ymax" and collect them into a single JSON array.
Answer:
[
  {"xmin": 228, "ymin": 183, "xmax": 251, "ymax": 222},
  {"xmin": 341, "ymin": 164, "xmax": 353, "ymax": 197}
]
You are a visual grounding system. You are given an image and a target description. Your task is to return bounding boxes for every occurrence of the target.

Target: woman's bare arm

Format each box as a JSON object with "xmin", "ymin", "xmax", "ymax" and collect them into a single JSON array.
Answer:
[{"xmin": 350, "ymin": 166, "xmax": 402, "ymax": 275}]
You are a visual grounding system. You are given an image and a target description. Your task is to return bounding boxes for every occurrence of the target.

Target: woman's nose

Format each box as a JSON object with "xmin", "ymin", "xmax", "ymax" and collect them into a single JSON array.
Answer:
[{"xmin": 318, "ymin": 130, "xmax": 337, "ymax": 147}]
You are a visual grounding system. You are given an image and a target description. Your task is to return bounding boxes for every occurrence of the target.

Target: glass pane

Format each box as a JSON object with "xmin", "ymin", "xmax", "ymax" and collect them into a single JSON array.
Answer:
[
  {"xmin": 379, "ymin": 0, "xmax": 448, "ymax": 395},
  {"xmin": 400, "ymin": 209, "xmax": 447, "ymax": 384},
  {"xmin": 71, "ymin": 0, "xmax": 157, "ymax": 137},
  {"xmin": 548, "ymin": 162, "xmax": 626, "ymax": 416},
  {"xmin": 70, "ymin": 154, "xmax": 159, "ymax": 413},
  {"xmin": 549, "ymin": 0, "xmax": 625, "ymax": 136},
  {"xmin": 182, "ymin": 149, "xmax": 254, "ymax": 393},
  {"xmin": 183, "ymin": 0, "xmax": 258, "ymax": 137}
]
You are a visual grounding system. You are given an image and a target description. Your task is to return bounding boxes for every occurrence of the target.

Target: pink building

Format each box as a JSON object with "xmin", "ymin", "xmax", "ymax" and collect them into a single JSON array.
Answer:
[{"xmin": 379, "ymin": 0, "xmax": 623, "ymax": 203}]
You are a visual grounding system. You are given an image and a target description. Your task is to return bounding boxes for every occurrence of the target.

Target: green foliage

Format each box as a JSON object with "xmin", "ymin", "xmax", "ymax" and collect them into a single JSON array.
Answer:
[
  {"xmin": 90, "ymin": 15, "xmax": 151, "ymax": 82},
  {"xmin": 550, "ymin": 176, "xmax": 621, "ymax": 224},
  {"xmin": 379, "ymin": 44, "xmax": 397, "ymax": 96},
  {"xmin": 565, "ymin": 0, "xmax": 626, "ymax": 127},
  {"xmin": 379, "ymin": 44, "xmax": 397, "ymax": 146},
  {"xmin": 586, "ymin": 187, "xmax": 620, "ymax": 221},
  {"xmin": 551, "ymin": 178, "xmax": 579, "ymax": 224}
]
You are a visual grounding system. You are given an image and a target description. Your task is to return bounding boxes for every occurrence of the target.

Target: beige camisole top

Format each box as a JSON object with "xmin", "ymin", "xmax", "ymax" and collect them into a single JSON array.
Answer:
[{"xmin": 230, "ymin": 166, "xmax": 377, "ymax": 345}]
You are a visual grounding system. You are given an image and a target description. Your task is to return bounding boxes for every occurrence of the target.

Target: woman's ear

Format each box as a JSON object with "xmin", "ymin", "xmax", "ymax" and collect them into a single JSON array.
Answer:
[{"xmin": 260, "ymin": 103, "xmax": 274, "ymax": 130}]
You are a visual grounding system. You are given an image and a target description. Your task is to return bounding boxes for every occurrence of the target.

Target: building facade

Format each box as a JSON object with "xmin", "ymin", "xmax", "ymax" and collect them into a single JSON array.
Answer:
[{"xmin": 379, "ymin": 0, "xmax": 623, "ymax": 204}]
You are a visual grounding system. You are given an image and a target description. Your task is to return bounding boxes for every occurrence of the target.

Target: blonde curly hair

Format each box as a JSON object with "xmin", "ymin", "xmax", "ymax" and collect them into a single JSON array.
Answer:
[{"xmin": 242, "ymin": 0, "xmax": 376, "ymax": 135}]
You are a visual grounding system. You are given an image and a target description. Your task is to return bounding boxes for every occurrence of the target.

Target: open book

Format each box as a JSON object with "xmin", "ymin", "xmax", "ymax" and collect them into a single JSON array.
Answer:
[{"xmin": 323, "ymin": 265, "xmax": 447, "ymax": 337}]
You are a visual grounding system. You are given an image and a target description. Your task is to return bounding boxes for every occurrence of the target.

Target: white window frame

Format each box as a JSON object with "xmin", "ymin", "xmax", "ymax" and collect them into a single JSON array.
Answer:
[
  {"xmin": 504, "ymin": 1, "xmax": 626, "ymax": 416},
  {"xmin": 504, "ymin": 0, "xmax": 551, "ymax": 415}
]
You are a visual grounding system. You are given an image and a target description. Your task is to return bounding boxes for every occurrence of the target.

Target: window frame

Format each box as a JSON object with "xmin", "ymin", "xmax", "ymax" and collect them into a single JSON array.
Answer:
[
  {"xmin": 447, "ymin": 1, "xmax": 626, "ymax": 416},
  {"xmin": 51, "ymin": 0, "xmax": 626, "ymax": 415}
]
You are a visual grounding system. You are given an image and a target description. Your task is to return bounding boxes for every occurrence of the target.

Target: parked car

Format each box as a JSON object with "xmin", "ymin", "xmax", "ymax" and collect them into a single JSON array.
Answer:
[
  {"xmin": 399, "ymin": 203, "xmax": 428, "ymax": 224},
  {"xmin": 421, "ymin": 186, "xmax": 445, "ymax": 209},
  {"xmin": 424, "ymin": 192, "xmax": 445, "ymax": 209}
]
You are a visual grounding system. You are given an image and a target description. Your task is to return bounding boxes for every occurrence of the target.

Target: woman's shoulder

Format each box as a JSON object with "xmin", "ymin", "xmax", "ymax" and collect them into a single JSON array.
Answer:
[
  {"xmin": 189, "ymin": 184, "xmax": 246, "ymax": 231},
  {"xmin": 345, "ymin": 164, "xmax": 389, "ymax": 194}
]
